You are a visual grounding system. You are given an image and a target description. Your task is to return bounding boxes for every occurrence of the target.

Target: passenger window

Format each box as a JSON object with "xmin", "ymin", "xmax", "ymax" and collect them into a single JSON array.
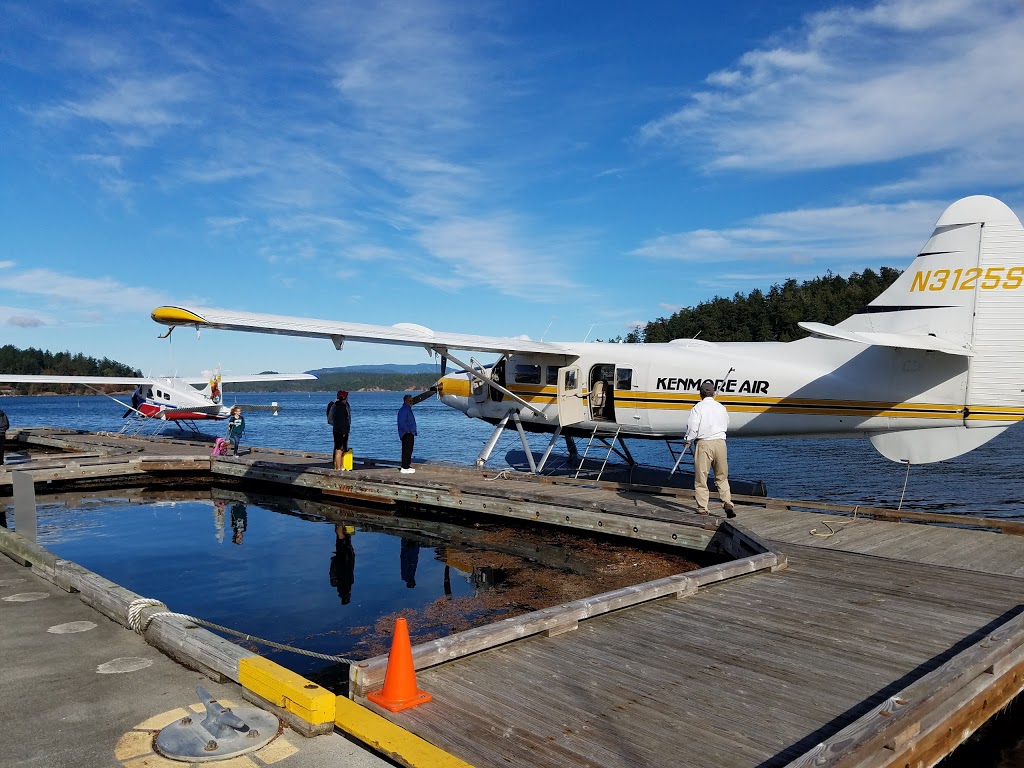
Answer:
[
  {"xmin": 546, "ymin": 366, "xmax": 558, "ymax": 386},
  {"xmin": 514, "ymin": 364, "xmax": 542, "ymax": 384},
  {"xmin": 616, "ymin": 368, "xmax": 633, "ymax": 390}
]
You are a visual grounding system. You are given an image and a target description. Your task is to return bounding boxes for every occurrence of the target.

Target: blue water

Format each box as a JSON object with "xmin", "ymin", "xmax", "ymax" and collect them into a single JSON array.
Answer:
[{"xmin": 4, "ymin": 389, "xmax": 1024, "ymax": 516}]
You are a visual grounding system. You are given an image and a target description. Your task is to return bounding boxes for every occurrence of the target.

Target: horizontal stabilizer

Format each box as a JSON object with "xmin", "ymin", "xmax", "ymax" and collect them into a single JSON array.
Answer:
[
  {"xmin": 234, "ymin": 403, "xmax": 283, "ymax": 414},
  {"xmin": 798, "ymin": 322, "xmax": 973, "ymax": 357}
]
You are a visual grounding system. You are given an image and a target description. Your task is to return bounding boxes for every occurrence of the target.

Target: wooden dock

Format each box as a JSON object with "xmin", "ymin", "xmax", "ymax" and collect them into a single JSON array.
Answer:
[{"xmin": 4, "ymin": 427, "xmax": 1024, "ymax": 768}]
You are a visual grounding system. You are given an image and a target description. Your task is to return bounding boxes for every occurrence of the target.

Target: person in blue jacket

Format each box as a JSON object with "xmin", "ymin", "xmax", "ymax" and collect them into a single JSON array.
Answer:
[{"xmin": 397, "ymin": 394, "xmax": 417, "ymax": 474}]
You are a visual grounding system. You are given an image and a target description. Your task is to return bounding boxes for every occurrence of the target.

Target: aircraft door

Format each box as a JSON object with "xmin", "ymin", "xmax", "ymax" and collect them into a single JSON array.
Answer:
[
  {"xmin": 615, "ymin": 366, "xmax": 647, "ymax": 430},
  {"xmin": 557, "ymin": 365, "xmax": 587, "ymax": 426},
  {"xmin": 471, "ymin": 359, "xmax": 489, "ymax": 404}
]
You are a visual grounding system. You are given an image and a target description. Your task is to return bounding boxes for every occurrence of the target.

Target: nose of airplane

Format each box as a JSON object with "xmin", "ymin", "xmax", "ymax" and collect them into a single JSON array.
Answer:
[{"xmin": 437, "ymin": 371, "xmax": 472, "ymax": 415}]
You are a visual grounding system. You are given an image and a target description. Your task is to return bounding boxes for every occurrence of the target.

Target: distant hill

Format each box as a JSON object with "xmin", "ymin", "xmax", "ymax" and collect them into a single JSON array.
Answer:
[
  {"xmin": 307, "ymin": 363, "xmax": 440, "ymax": 376},
  {"xmin": 0, "ymin": 344, "xmax": 141, "ymax": 396},
  {"xmin": 230, "ymin": 368, "xmax": 442, "ymax": 393}
]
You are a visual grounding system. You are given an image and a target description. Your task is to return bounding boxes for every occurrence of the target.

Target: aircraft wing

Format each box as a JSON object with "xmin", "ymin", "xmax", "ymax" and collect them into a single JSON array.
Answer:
[
  {"xmin": 797, "ymin": 322, "xmax": 974, "ymax": 357},
  {"xmin": 152, "ymin": 306, "xmax": 572, "ymax": 356},
  {"xmin": 0, "ymin": 373, "xmax": 317, "ymax": 386},
  {"xmin": 0, "ymin": 375, "xmax": 150, "ymax": 385},
  {"xmin": 178, "ymin": 373, "xmax": 318, "ymax": 385}
]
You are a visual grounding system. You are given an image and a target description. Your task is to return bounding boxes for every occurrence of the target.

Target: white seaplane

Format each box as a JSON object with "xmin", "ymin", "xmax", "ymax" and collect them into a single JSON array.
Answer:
[
  {"xmin": 0, "ymin": 370, "xmax": 316, "ymax": 433},
  {"xmin": 151, "ymin": 195, "xmax": 1024, "ymax": 471}
]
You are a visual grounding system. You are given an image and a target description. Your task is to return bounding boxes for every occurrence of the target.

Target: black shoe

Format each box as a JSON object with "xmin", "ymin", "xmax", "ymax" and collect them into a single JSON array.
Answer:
[{"xmin": 723, "ymin": 503, "xmax": 736, "ymax": 518}]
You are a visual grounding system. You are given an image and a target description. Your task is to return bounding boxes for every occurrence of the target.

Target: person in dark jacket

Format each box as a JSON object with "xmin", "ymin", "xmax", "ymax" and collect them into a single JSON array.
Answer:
[
  {"xmin": 328, "ymin": 390, "xmax": 351, "ymax": 470},
  {"xmin": 397, "ymin": 395, "xmax": 417, "ymax": 473},
  {"xmin": 329, "ymin": 525, "xmax": 356, "ymax": 605},
  {"xmin": 0, "ymin": 409, "xmax": 9, "ymax": 465}
]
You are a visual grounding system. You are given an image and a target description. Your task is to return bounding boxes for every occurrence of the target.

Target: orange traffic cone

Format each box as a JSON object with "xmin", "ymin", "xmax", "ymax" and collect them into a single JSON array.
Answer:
[{"xmin": 367, "ymin": 617, "xmax": 432, "ymax": 712}]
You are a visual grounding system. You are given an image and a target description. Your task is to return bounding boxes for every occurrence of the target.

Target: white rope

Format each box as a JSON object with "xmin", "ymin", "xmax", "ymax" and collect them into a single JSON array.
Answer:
[
  {"xmin": 898, "ymin": 460, "xmax": 912, "ymax": 511},
  {"xmin": 126, "ymin": 598, "xmax": 354, "ymax": 664}
]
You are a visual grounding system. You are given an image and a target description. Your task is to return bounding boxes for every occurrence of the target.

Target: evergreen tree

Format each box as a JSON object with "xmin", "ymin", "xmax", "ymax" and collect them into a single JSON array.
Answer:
[{"xmin": 632, "ymin": 268, "xmax": 902, "ymax": 343}]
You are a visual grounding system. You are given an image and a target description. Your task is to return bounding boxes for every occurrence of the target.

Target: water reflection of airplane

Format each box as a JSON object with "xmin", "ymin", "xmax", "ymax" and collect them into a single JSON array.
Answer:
[
  {"xmin": 152, "ymin": 197, "xmax": 1024, "ymax": 471},
  {"xmin": 0, "ymin": 370, "xmax": 316, "ymax": 433},
  {"xmin": 444, "ymin": 550, "xmax": 511, "ymax": 592}
]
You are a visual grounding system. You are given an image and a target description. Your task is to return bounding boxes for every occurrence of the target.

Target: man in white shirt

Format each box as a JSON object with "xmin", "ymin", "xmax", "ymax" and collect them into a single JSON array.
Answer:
[{"xmin": 683, "ymin": 380, "xmax": 735, "ymax": 518}]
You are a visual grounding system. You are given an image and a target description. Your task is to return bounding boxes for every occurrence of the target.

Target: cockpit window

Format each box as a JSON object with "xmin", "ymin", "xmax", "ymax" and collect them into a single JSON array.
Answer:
[{"xmin": 514, "ymin": 364, "xmax": 542, "ymax": 384}]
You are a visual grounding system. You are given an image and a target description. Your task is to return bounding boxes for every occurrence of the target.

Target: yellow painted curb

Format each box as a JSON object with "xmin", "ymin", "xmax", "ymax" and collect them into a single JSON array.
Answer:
[
  {"xmin": 335, "ymin": 696, "xmax": 475, "ymax": 768},
  {"xmin": 239, "ymin": 657, "xmax": 335, "ymax": 725}
]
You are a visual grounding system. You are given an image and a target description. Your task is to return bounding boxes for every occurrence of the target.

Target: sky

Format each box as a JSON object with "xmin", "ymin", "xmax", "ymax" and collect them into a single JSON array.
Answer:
[{"xmin": 2, "ymin": 0, "xmax": 1024, "ymax": 378}]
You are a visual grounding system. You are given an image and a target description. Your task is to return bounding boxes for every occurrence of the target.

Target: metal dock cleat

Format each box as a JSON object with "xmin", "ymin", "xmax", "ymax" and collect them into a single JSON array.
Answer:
[{"xmin": 155, "ymin": 686, "xmax": 279, "ymax": 762}]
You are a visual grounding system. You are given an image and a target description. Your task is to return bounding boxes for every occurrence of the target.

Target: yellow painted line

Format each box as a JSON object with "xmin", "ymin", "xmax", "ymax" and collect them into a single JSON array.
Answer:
[
  {"xmin": 114, "ymin": 731, "xmax": 153, "ymax": 761},
  {"xmin": 238, "ymin": 656, "xmax": 335, "ymax": 725},
  {"xmin": 336, "ymin": 696, "xmax": 476, "ymax": 768}
]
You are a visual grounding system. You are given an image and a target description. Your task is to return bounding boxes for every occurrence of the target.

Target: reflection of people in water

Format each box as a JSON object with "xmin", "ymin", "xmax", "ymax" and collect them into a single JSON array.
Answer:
[
  {"xmin": 329, "ymin": 524, "xmax": 356, "ymax": 605},
  {"xmin": 230, "ymin": 503, "xmax": 247, "ymax": 545},
  {"xmin": 213, "ymin": 500, "xmax": 226, "ymax": 544},
  {"xmin": 400, "ymin": 537, "xmax": 420, "ymax": 589}
]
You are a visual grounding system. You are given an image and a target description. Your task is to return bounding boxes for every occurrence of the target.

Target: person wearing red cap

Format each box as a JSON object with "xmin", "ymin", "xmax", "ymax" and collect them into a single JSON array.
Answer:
[{"xmin": 327, "ymin": 390, "xmax": 351, "ymax": 470}]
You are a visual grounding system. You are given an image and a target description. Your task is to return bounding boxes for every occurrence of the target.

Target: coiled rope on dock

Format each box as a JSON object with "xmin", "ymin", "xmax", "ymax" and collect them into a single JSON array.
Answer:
[{"xmin": 126, "ymin": 598, "xmax": 355, "ymax": 664}]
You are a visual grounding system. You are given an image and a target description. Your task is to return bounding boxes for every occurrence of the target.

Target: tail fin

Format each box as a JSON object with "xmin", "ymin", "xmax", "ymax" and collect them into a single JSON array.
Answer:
[
  {"xmin": 847, "ymin": 196, "xmax": 1024, "ymax": 415},
  {"xmin": 201, "ymin": 369, "xmax": 223, "ymax": 404},
  {"xmin": 836, "ymin": 196, "xmax": 1024, "ymax": 461}
]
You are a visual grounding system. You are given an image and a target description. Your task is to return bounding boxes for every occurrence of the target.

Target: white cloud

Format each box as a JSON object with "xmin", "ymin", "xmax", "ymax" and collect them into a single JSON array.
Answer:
[
  {"xmin": 4, "ymin": 268, "xmax": 169, "ymax": 313},
  {"xmin": 640, "ymin": 0, "xmax": 1024, "ymax": 190},
  {"xmin": 37, "ymin": 74, "xmax": 197, "ymax": 132},
  {"xmin": 0, "ymin": 306, "xmax": 54, "ymax": 327},
  {"xmin": 206, "ymin": 216, "xmax": 249, "ymax": 232},
  {"xmin": 415, "ymin": 214, "xmax": 581, "ymax": 300},
  {"xmin": 0, "ymin": 261, "xmax": 15, "ymax": 269},
  {"xmin": 631, "ymin": 199, "xmax": 945, "ymax": 266}
]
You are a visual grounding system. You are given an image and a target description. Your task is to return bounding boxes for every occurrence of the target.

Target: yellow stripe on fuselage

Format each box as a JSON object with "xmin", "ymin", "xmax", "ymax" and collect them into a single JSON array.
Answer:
[{"xmin": 438, "ymin": 377, "xmax": 1024, "ymax": 423}]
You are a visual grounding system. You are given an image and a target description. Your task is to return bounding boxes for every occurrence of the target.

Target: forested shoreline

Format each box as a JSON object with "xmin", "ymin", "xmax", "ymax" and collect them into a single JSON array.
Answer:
[{"xmin": 625, "ymin": 268, "xmax": 902, "ymax": 343}]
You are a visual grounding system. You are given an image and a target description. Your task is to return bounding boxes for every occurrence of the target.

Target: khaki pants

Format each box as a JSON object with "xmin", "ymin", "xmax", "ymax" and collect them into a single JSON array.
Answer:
[{"xmin": 693, "ymin": 438, "xmax": 731, "ymax": 511}]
